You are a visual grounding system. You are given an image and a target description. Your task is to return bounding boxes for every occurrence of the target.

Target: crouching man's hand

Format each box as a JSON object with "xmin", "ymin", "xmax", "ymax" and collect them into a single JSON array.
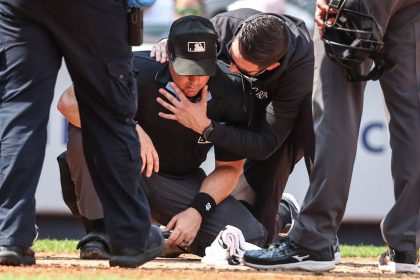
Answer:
[{"xmin": 164, "ymin": 208, "xmax": 202, "ymax": 248}]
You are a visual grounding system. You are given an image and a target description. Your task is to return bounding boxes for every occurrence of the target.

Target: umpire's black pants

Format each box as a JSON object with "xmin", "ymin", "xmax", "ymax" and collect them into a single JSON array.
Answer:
[
  {"xmin": 0, "ymin": 0, "xmax": 151, "ymax": 251},
  {"xmin": 60, "ymin": 125, "xmax": 267, "ymax": 257}
]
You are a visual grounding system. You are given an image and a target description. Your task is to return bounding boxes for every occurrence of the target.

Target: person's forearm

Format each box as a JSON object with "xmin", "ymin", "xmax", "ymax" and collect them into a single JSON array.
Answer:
[
  {"xmin": 198, "ymin": 160, "xmax": 245, "ymax": 204},
  {"xmin": 208, "ymin": 118, "xmax": 295, "ymax": 160}
]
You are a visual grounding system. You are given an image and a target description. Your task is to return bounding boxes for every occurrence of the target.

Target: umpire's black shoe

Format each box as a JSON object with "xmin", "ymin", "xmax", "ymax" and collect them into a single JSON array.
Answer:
[
  {"xmin": 78, "ymin": 240, "xmax": 110, "ymax": 260},
  {"xmin": 109, "ymin": 225, "xmax": 164, "ymax": 268},
  {"xmin": 243, "ymin": 238, "xmax": 335, "ymax": 271},
  {"xmin": 77, "ymin": 230, "xmax": 111, "ymax": 260},
  {"xmin": 0, "ymin": 246, "xmax": 35, "ymax": 266},
  {"xmin": 378, "ymin": 248, "xmax": 419, "ymax": 273}
]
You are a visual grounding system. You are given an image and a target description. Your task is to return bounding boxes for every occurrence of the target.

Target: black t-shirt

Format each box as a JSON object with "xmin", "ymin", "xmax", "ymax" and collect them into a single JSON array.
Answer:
[
  {"xmin": 207, "ymin": 8, "xmax": 314, "ymax": 160},
  {"xmin": 133, "ymin": 51, "xmax": 249, "ymax": 176}
]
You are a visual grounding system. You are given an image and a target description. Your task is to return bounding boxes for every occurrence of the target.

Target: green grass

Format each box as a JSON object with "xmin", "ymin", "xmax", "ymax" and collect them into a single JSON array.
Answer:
[
  {"xmin": 32, "ymin": 239, "xmax": 387, "ymax": 258},
  {"xmin": 33, "ymin": 239, "xmax": 78, "ymax": 253},
  {"xmin": 340, "ymin": 244, "xmax": 387, "ymax": 258}
]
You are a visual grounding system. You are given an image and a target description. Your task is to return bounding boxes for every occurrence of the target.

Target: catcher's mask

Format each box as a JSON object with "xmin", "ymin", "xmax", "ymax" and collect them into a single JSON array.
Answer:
[{"xmin": 322, "ymin": 0, "xmax": 395, "ymax": 82}]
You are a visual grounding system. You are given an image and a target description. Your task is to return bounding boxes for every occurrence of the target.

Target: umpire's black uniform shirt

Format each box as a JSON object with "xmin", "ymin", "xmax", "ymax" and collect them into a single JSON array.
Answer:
[{"xmin": 133, "ymin": 52, "xmax": 248, "ymax": 176}]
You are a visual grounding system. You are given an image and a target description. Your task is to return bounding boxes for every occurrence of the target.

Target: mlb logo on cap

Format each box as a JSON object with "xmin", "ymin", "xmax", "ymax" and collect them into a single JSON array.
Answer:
[
  {"xmin": 168, "ymin": 15, "xmax": 217, "ymax": 76},
  {"xmin": 188, "ymin": 42, "xmax": 206, "ymax": 53}
]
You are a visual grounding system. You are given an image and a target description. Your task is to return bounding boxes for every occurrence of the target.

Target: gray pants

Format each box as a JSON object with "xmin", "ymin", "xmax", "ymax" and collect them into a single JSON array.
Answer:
[
  {"xmin": 290, "ymin": 1, "xmax": 420, "ymax": 251},
  {"xmin": 67, "ymin": 124, "xmax": 104, "ymax": 220},
  {"xmin": 66, "ymin": 124, "xmax": 267, "ymax": 256}
]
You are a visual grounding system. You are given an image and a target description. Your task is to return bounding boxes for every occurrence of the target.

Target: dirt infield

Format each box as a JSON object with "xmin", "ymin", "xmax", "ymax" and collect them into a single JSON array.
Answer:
[{"xmin": 1, "ymin": 252, "xmax": 419, "ymax": 279}]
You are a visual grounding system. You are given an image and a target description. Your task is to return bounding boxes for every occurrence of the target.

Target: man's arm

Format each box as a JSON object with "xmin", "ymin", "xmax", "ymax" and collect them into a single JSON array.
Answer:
[
  {"xmin": 157, "ymin": 78, "xmax": 306, "ymax": 160},
  {"xmin": 57, "ymin": 86, "xmax": 159, "ymax": 176},
  {"xmin": 165, "ymin": 159, "xmax": 245, "ymax": 247}
]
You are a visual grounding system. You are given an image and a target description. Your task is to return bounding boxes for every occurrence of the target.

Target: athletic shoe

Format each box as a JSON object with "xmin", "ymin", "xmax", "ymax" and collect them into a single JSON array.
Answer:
[
  {"xmin": 378, "ymin": 248, "xmax": 419, "ymax": 273},
  {"xmin": 271, "ymin": 235, "xmax": 341, "ymax": 265},
  {"xmin": 277, "ymin": 193, "xmax": 300, "ymax": 234},
  {"xmin": 0, "ymin": 246, "xmax": 35, "ymax": 266},
  {"xmin": 109, "ymin": 225, "xmax": 165, "ymax": 268},
  {"xmin": 243, "ymin": 237, "xmax": 335, "ymax": 271}
]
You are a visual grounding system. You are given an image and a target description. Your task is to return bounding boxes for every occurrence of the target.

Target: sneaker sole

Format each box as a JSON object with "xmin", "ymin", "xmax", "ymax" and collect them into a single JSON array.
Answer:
[
  {"xmin": 379, "ymin": 262, "xmax": 419, "ymax": 273},
  {"xmin": 244, "ymin": 260, "xmax": 336, "ymax": 272},
  {"xmin": 109, "ymin": 239, "xmax": 165, "ymax": 268}
]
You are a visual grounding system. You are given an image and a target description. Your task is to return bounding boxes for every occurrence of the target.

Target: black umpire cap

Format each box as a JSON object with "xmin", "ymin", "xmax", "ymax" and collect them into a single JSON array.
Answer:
[{"xmin": 168, "ymin": 15, "xmax": 217, "ymax": 76}]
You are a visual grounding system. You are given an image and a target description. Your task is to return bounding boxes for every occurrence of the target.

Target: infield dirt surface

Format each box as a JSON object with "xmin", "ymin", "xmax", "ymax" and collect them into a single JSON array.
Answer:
[{"xmin": 1, "ymin": 252, "xmax": 419, "ymax": 279}]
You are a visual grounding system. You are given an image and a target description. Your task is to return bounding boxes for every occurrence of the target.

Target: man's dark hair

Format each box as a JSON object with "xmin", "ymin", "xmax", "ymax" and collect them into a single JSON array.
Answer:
[{"xmin": 236, "ymin": 15, "xmax": 289, "ymax": 67}]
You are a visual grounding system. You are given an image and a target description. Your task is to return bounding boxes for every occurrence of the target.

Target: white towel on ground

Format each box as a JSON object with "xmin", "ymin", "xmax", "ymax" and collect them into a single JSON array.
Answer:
[{"xmin": 201, "ymin": 225, "xmax": 261, "ymax": 266}]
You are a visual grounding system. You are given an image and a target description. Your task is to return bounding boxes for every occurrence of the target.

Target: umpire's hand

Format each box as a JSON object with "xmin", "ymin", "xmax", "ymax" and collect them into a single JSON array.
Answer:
[{"xmin": 164, "ymin": 208, "xmax": 202, "ymax": 249}]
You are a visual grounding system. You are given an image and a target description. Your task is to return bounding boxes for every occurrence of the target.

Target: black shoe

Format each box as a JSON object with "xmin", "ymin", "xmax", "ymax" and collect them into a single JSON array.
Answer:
[
  {"xmin": 77, "ymin": 230, "xmax": 111, "ymax": 260},
  {"xmin": 243, "ymin": 238, "xmax": 335, "ymax": 271},
  {"xmin": 0, "ymin": 246, "xmax": 35, "ymax": 266},
  {"xmin": 277, "ymin": 193, "xmax": 300, "ymax": 234},
  {"xmin": 378, "ymin": 248, "xmax": 419, "ymax": 273},
  {"xmin": 109, "ymin": 225, "xmax": 165, "ymax": 268},
  {"xmin": 79, "ymin": 240, "xmax": 110, "ymax": 260},
  {"xmin": 271, "ymin": 236, "xmax": 341, "ymax": 265}
]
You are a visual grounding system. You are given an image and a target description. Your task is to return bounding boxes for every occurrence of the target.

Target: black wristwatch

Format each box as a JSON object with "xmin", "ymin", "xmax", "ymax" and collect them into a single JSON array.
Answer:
[{"xmin": 201, "ymin": 121, "xmax": 215, "ymax": 141}]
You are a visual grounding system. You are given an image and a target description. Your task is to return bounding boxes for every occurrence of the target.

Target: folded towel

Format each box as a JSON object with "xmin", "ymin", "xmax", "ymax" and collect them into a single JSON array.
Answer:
[{"xmin": 201, "ymin": 225, "xmax": 261, "ymax": 266}]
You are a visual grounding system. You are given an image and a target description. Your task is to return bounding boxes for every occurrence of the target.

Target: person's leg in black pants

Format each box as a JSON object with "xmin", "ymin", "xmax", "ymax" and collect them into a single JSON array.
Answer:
[
  {"xmin": 0, "ymin": 1, "xmax": 62, "ymax": 265},
  {"xmin": 43, "ymin": 0, "xmax": 164, "ymax": 267},
  {"xmin": 242, "ymin": 94, "xmax": 315, "ymax": 242},
  {"xmin": 0, "ymin": 0, "xmax": 163, "ymax": 267}
]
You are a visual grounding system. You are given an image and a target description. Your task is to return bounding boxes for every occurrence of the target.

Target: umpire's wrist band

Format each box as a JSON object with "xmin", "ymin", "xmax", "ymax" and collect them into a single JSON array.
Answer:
[{"xmin": 189, "ymin": 192, "xmax": 216, "ymax": 219}]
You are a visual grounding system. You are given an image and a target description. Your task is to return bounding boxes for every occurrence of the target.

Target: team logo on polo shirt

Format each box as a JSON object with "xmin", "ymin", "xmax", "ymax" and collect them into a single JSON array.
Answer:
[
  {"xmin": 252, "ymin": 86, "xmax": 268, "ymax": 99},
  {"xmin": 188, "ymin": 42, "xmax": 206, "ymax": 52}
]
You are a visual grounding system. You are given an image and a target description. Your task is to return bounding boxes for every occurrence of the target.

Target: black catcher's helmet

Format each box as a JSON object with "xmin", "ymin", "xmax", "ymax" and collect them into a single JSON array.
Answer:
[{"xmin": 322, "ymin": 0, "xmax": 395, "ymax": 81}]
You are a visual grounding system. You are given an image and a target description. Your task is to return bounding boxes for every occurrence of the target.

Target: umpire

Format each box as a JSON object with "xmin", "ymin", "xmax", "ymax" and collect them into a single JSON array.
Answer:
[
  {"xmin": 153, "ymin": 8, "xmax": 315, "ymax": 240},
  {"xmin": 58, "ymin": 16, "xmax": 267, "ymax": 258},
  {"xmin": 0, "ymin": 0, "xmax": 163, "ymax": 267}
]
